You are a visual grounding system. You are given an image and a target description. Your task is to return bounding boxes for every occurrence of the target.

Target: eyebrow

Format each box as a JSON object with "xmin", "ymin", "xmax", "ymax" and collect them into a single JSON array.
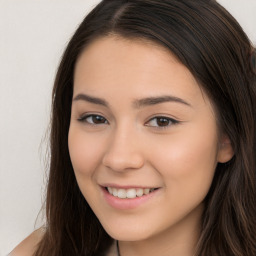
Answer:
[
  {"xmin": 73, "ymin": 93, "xmax": 109, "ymax": 107},
  {"xmin": 72, "ymin": 93, "xmax": 192, "ymax": 108},
  {"xmin": 133, "ymin": 95, "xmax": 192, "ymax": 108}
]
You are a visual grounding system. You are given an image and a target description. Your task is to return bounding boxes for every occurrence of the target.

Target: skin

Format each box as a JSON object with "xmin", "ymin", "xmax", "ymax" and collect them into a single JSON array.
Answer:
[
  {"xmin": 68, "ymin": 36, "xmax": 234, "ymax": 256},
  {"xmin": 11, "ymin": 36, "xmax": 233, "ymax": 256},
  {"xmin": 9, "ymin": 228, "xmax": 44, "ymax": 256}
]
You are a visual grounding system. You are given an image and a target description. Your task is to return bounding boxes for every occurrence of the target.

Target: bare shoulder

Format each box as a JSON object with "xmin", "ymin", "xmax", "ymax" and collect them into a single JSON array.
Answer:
[{"xmin": 9, "ymin": 228, "xmax": 44, "ymax": 256}]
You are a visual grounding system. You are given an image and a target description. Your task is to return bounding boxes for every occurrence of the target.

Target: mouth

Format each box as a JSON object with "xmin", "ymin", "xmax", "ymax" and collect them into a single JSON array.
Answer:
[{"xmin": 105, "ymin": 187, "xmax": 159, "ymax": 199}]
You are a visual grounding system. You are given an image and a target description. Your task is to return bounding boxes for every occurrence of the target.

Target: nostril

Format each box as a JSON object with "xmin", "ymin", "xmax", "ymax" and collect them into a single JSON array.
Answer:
[{"xmin": 102, "ymin": 149, "xmax": 145, "ymax": 172}]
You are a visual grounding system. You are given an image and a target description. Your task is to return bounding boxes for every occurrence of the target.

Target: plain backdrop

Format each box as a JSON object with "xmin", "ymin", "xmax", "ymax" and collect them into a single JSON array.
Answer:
[{"xmin": 0, "ymin": 0, "xmax": 255, "ymax": 255}]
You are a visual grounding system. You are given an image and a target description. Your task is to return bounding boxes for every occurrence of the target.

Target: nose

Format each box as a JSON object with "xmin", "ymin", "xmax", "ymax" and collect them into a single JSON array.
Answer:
[{"xmin": 102, "ymin": 127, "xmax": 145, "ymax": 172}]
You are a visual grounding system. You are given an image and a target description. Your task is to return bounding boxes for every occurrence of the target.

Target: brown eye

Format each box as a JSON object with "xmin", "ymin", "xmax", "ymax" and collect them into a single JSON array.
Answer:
[
  {"xmin": 78, "ymin": 114, "xmax": 108, "ymax": 125},
  {"xmin": 91, "ymin": 115, "xmax": 107, "ymax": 124},
  {"xmin": 156, "ymin": 117, "xmax": 170, "ymax": 126},
  {"xmin": 146, "ymin": 116, "xmax": 179, "ymax": 128}
]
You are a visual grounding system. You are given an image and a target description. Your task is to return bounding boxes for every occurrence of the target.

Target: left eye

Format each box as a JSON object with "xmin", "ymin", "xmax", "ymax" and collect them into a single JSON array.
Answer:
[
  {"xmin": 78, "ymin": 114, "xmax": 108, "ymax": 125},
  {"xmin": 145, "ymin": 116, "xmax": 178, "ymax": 127}
]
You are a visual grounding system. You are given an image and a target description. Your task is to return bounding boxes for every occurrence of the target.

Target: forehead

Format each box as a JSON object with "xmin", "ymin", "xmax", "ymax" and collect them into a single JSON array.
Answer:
[{"xmin": 73, "ymin": 36, "xmax": 211, "ymax": 110}]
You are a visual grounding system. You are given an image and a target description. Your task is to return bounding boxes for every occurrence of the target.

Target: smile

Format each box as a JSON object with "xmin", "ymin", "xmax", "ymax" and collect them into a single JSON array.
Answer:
[
  {"xmin": 106, "ymin": 187, "xmax": 158, "ymax": 199},
  {"xmin": 102, "ymin": 185, "xmax": 161, "ymax": 210}
]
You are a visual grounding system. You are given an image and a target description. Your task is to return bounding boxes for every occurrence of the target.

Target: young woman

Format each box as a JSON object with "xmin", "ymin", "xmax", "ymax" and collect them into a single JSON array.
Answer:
[{"xmin": 11, "ymin": 0, "xmax": 256, "ymax": 255}]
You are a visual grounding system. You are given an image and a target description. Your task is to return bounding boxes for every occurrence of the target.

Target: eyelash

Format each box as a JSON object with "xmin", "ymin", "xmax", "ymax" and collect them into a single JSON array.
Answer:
[
  {"xmin": 145, "ymin": 116, "xmax": 179, "ymax": 129},
  {"xmin": 77, "ymin": 114, "xmax": 180, "ymax": 129},
  {"xmin": 78, "ymin": 114, "xmax": 108, "ymax": 125}
]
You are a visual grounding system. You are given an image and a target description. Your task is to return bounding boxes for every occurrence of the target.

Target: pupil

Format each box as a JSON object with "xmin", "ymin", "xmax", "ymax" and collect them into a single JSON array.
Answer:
[
  {"xmin": 157, "ymin": 118, "xmax": 169, "ymax": 126},
  {"xmin": 93, "ymin": 116, "xmax": 105, "ymax": 124}
]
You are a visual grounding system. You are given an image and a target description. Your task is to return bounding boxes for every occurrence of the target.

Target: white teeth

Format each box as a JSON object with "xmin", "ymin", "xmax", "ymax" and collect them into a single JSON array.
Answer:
[
  {"xmin": 126, "ymin": 189, "xmax": 137, "ymax": 198},
  {"xmin": 106, "ymin": 187, "xmax": 157, "ymax": 199},
  {"xmin": 113, "ymin": 188, "xmax": 118, "ymax": 197},
  {"xmin": 107, "ymin": 187, "xmax": 113, "ymax": 194},
  {"xmin": 144, "ymin": 188, "xmax": 150, "ymax": 195},
  {"xmin": 117, "ymin": 189, "xmax": 126, "ymax": 199},
  {"xmin": 136, "ymin": 188, "xmax": 144, "ymax": 197}
]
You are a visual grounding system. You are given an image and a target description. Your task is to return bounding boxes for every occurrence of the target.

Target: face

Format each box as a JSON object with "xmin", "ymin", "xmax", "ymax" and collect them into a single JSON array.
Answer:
[{"xmin": 68, "ymin": 36, "xmax": 233, "ymax": 243}]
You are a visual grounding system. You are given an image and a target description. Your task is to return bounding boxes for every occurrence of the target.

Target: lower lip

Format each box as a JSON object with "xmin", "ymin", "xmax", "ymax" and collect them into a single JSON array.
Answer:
[{"xmin": 101, "ymin": 187, "xmax": 160, "ymax": 210}]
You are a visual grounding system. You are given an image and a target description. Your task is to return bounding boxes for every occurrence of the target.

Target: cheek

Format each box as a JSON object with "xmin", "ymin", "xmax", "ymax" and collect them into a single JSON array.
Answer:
[
  {"xmin": 68, "ymin": 127, "xmax": 104, "ymax": 177},
  {"xmin": 151, "ymin": 125, "xmax": 218, "ymax": 196}
]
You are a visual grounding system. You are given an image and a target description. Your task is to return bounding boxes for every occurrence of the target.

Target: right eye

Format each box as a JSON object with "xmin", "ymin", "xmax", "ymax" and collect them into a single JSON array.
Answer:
[{"xmin": 78, "ymin": 114, "xmax": 108, "ymax": 125}]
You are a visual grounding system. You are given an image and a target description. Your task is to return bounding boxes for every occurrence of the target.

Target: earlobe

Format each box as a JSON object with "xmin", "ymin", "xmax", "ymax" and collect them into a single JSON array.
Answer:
[{"xmin": 217, "ymin": 135, "xmax": 234, "ymax": 163}]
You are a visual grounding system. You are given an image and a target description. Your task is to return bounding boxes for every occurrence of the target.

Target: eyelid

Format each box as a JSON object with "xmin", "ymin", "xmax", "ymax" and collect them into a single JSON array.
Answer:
[
  {"xmin": 77, "ymin": 113, "xmax": 180, "ymax": 129},
  {"xmin": 145, "ymin": 115, "xmax": 180, "ymax": 129},
  {"xmin": 77, "ymin": 113, "xmax": 109, "ymax": 125}
]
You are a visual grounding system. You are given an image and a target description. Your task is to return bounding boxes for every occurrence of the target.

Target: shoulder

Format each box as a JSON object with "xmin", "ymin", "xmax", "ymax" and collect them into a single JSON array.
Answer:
[{"xmin": 9, "ymin": 228, "xmax": 44, "ymax": 256}]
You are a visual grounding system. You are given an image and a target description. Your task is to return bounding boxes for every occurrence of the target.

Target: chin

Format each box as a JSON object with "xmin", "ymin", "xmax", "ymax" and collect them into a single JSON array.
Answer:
[{"xmin": 101, "ymin": 222, "xmax": 156, "ymax": 241}]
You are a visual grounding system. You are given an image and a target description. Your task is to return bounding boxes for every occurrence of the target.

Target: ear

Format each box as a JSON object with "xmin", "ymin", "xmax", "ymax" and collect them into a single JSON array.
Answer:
[{"xmin": 217, "ymin": 135, "xmax": 234, "ymax": 163}]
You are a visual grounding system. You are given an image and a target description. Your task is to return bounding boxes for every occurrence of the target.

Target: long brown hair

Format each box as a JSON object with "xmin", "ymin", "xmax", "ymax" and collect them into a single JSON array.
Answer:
[{"xmin": 35, "ymin": 0, "xmax": 256, "ymax": 255}]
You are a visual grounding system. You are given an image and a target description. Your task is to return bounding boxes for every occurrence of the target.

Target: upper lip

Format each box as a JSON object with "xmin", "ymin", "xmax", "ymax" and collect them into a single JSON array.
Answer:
[{"xmin": 100, "ymin": 183, "xmax": 159, "ymax": 189}]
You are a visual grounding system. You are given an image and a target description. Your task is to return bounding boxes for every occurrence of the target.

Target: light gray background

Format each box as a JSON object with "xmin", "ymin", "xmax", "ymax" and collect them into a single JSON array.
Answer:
[{"xmin": 1, "ymin": 1, "xmax": 255, "ymax": 255}]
